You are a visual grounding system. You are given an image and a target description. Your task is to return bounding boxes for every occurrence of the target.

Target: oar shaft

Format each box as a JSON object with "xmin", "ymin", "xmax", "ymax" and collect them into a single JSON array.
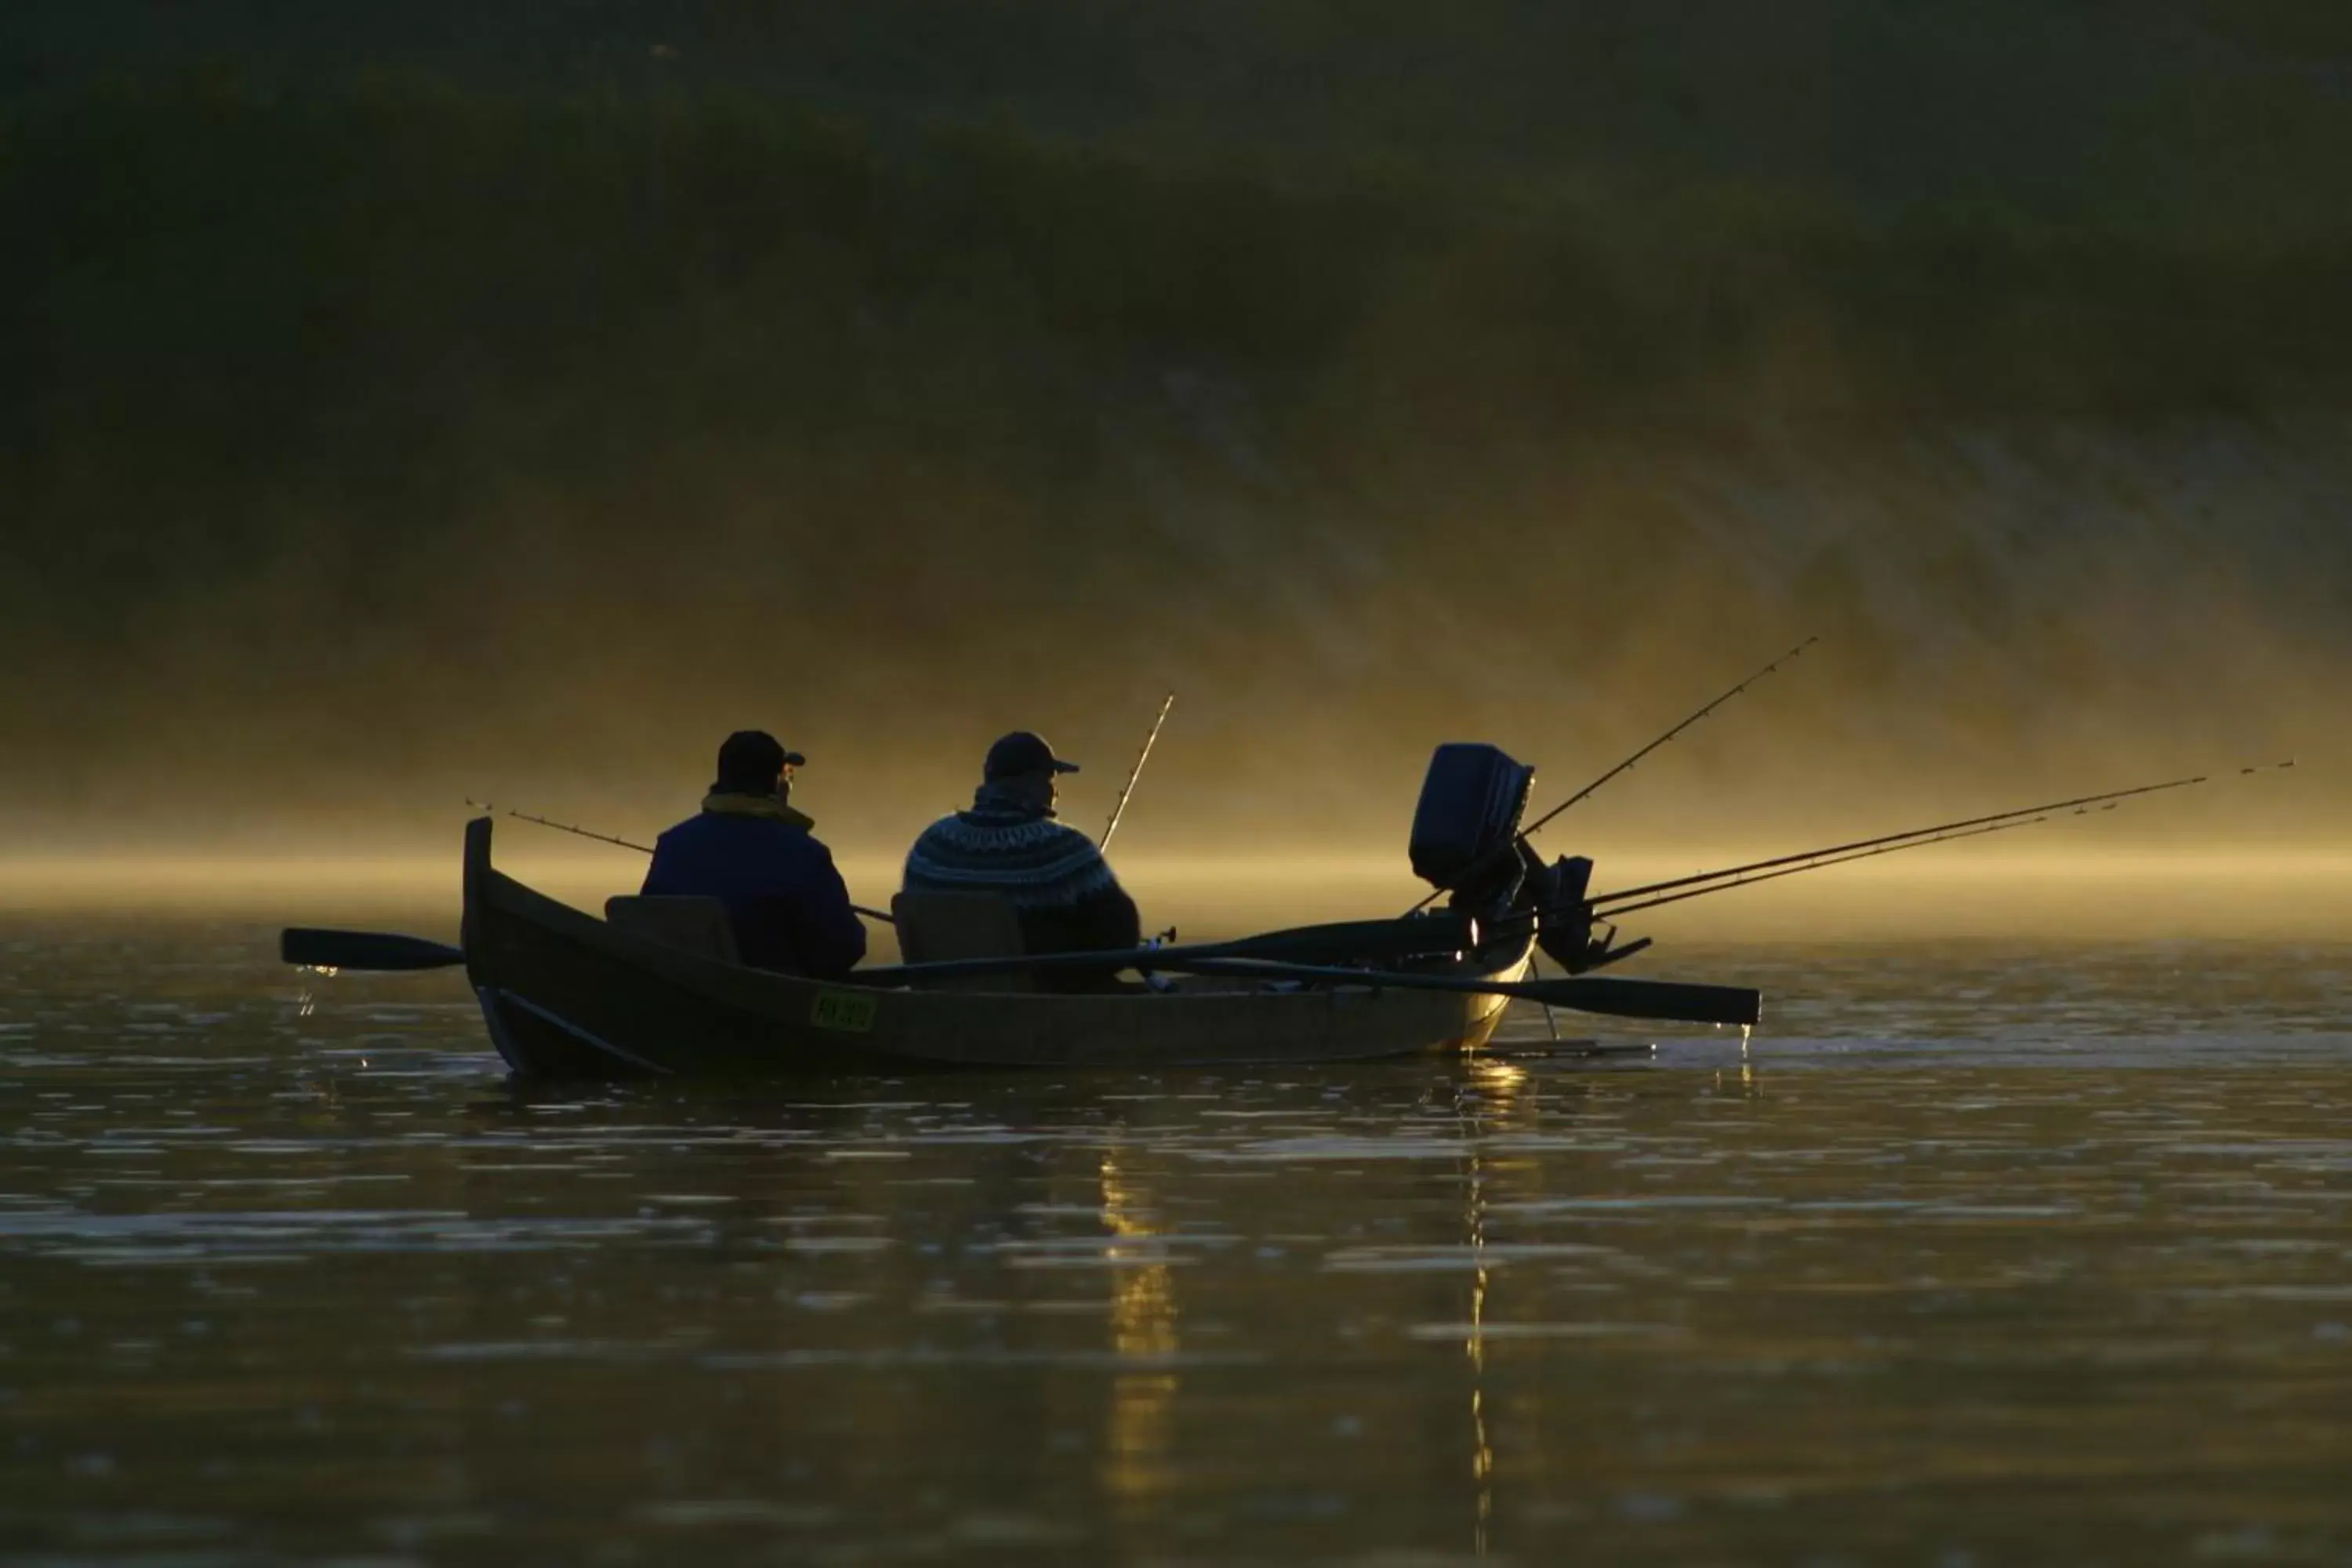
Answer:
[
  {"xmin": 1179, "ymin": 957, "xmax": 1761, "ymax": 1026},
  {"xmin": 275, "ymin": 923, "xmax": 1761, "ymax": 1024},
  {"xmin": 856, "ymin": 909, "xmax": 1476, "ymax": 985}
]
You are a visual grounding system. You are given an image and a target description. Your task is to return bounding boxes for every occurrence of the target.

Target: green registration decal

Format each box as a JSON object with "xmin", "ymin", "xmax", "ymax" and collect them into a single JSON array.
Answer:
[{"xmin": 810, "ymin": 989, "xmax": 878, "ymax": 1033}]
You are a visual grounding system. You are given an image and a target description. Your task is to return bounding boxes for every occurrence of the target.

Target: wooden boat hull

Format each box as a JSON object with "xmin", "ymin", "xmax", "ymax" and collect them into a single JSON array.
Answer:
[{"xmin": 459, "ymin": 819, "xmax": 1533, "ymax": 1078}]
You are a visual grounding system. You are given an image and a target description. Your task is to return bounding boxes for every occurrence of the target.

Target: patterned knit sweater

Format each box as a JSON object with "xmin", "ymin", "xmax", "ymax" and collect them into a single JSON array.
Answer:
[
  {"xmin": 901, "ymin": 786, "xmax": 1141, "ymax": 969},
  {"xmin": 903, "ymin": 795, "xmax": 1118, "ymax": 909}
]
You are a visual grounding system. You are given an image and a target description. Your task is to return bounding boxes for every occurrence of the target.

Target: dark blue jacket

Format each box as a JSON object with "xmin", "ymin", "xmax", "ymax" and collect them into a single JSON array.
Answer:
[{"xmin": 641, "ymin": 801, "xmax": 867, "ymax": 978}]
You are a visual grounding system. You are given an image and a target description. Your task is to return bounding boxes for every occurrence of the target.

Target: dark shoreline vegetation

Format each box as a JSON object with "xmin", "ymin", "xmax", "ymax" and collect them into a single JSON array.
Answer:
[{"xmin": 2, "ymin": 72, "xmax": 2349, "ymax": 832}]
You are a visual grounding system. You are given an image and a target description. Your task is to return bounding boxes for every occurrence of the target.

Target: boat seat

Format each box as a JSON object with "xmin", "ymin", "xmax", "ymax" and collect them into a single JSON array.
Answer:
[
  {"xmin": 604, "ymin": 895, "xmax": 742, "ymax": 966},
  {"xmin": 890, "ymin": 891, "xmax": 1030, "ymax": 993}
]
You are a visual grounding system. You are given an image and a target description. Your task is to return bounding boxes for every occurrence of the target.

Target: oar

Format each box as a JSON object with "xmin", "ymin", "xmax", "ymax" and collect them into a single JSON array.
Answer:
[
  {"xmin": 279, "ymin": 909, "xmax": 1477, "ymax": 980},
  {"xmin": 859, "ymin": 913, "xmax": 1760, "ymax": 1026},
  {"xmin": 281, "ymin": 928, "xmax": 465, "ymax": 971},
  {"xmin": 854, "ymin": 910, "xmax": 1479, "ymax": 987},
  {"xmin": 1171, "ymin": 957, "xmax": 1762, "ymax": 1027},
  {"xmin": 1215, "ymin": 911, "xmax": 1478, "ymax": 964},
  {"xmin": 278, "ymin": 925, "xmax": 1758, "ymax": 1023}
]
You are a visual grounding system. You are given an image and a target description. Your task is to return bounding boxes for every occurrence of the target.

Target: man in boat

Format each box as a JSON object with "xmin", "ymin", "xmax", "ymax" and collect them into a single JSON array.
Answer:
[
  {"xmin": 902, "ymin": 731, "xmax": 1142, "ymax": 989},
  {"xmin": 641, "ymin": 730, "xmax": 868, "ymax": 978}
]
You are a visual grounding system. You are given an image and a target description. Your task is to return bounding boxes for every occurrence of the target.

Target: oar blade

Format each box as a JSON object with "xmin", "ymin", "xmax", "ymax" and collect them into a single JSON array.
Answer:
[
  {"xmin": 1540, "ymin": 975, "xmax": 1762, "ymax": 1028},
  {"xmin": 281, "ymin": 928, "xmax": 466, "ymax": 972}
]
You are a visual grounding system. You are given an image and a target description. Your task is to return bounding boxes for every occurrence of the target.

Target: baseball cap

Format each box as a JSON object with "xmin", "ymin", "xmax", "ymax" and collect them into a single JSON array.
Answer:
[
  {"xmin": 982, "ymin": 731, "xmax": 1080, "ymax": 780},
  {"xmin": 714, "ymin": 730, "xmax": 806, "ymax": 793}
]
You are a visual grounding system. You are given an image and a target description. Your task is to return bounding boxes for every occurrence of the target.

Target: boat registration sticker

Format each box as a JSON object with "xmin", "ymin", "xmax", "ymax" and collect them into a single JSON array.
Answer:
[{"xmin": 810, "ymin": 989, "xmax": 878, "ymax": 1033}]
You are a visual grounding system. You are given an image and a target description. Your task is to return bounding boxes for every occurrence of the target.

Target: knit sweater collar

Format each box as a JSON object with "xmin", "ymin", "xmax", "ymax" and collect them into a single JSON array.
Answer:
[{"xmin": 960, "ymin": 780, "xmax": 1056, "ymax": 826}]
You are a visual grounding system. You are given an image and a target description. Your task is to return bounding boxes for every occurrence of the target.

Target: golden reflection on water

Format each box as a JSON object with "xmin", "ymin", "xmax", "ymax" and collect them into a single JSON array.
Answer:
[
  {"xmin": 9, "ymin": 926, "xmax": 2352, "ymax": 1561},
  {"xmin": 1461, "ymin": 1052, "xmax": 1529, "ymax": 1558},
  {"xmin": 1100, "ymin": 1150, "xmax": 1178, "ymax": 1504}
]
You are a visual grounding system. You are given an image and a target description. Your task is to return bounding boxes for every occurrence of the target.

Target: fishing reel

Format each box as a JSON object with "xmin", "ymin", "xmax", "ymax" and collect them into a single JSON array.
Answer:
[{"xmin": 1141, "ymin": 927, "xmax": 1181, "ymax": 992}]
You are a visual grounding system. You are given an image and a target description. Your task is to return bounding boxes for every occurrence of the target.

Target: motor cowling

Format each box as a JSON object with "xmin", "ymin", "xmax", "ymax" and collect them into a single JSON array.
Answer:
[{"xmin": 1408, "ymin": 744, "xmax": 1535, "ymax": 906}]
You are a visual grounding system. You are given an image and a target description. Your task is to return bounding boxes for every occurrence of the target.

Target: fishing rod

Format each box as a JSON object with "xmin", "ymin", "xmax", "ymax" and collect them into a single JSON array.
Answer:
[
  {"xmin": 1465, "ymin": 757, "xmax": 2296, "ymax": 953},
  {"xmin": 1408, "ymin": 636, "xmax": 1818, "ymax": 913},
  {"xmin": 468, "ymin": 799, "xmax": 652, "ymax": 854},
  {"xmin": 1101, "ymin": 691, "xmax": 1175, "ymax": 851},
  {"xmin": 1586, "ymin": 760, "xmax": 2296, "ymax": 916},
  {"xmin": 466, "ymin": 798, "xmax": 896, "ymax": 924},
  {"xmin": 1595, "ymin": 815, "xmax": 2047, "ymax": 919},
  {"xmin": 1526, "ymin": 636, "xmax": 1820, "ymax": 845}
]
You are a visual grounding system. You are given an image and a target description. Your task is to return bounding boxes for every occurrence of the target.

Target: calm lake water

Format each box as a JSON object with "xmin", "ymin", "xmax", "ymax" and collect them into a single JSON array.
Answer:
[{"xmin": 5, "ymin": 921, "xmax": 2352, "ymax": 1565}]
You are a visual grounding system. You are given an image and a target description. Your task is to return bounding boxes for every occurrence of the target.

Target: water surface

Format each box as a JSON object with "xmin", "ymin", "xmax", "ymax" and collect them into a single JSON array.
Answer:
[{"xmin": 4, "ymin": 923, "xmax": 2350, "ymax": 1564}]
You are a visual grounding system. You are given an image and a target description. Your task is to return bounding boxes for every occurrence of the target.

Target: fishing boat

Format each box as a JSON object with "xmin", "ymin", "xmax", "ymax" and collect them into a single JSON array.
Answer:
[
  {"xmin": 289, "ymin": 740, "xmax": 1768, "ymax": 1080},
  {"xmin": 285, "ymin": 682, "xmax": 2256, "ymax": 1079},
  {"xmin": 459, "ymin": 815, "xmax": 1544, "ymax": 1077}
]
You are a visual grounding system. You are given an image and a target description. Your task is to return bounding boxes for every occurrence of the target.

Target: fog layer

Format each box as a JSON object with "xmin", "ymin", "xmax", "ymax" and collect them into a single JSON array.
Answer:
[{"xmin": 2, "ymin": 5, "xmax": 2346, "ymax": 900}]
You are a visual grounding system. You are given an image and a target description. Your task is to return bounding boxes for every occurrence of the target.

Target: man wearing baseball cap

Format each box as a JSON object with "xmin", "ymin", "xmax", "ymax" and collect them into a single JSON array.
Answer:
[
  {"xmin": 641, "ymin": 730, "xmax": 867, "ymax": 977},
  {"xmin": 901, "ymin": 730, "xmax": 1142, "ymax": 986}
]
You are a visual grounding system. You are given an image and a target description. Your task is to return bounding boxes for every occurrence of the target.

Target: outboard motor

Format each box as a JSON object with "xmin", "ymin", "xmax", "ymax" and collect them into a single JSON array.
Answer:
[
  {"xmin": 1532, "ymin": 853, "xmax": 1599, "ymax": 971},
  {"xmin": 1526, "ymin": 851, "xmax": 1652, "ymax": 974},
  {"xmin": 1409, "ymin": 744, "xmax": 1535, "ymax": 913}
]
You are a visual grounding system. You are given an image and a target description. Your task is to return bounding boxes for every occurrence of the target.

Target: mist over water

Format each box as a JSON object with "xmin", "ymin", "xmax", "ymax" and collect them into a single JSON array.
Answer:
[
  {"xmin": 2, "ymin": 414, "xmax": 2343, "ymax": 877},
  {"xmin": 2, "ymin": 4, "xmax": 2348, "ymax": 875},
  {"xmin": 0, "ymin": 12, "xmax": 2343, "ymax": 927}
]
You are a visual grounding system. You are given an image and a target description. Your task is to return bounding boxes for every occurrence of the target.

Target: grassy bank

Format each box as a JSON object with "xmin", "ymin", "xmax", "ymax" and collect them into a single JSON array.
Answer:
[{"xmin": 8, "ymin": 74, "xmax": 2344, "ymax": 565}]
